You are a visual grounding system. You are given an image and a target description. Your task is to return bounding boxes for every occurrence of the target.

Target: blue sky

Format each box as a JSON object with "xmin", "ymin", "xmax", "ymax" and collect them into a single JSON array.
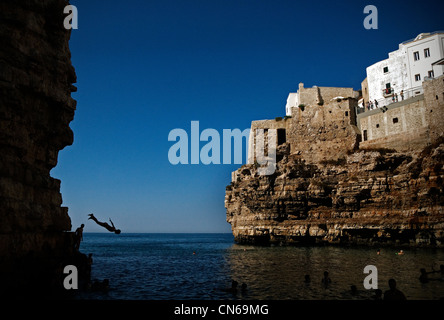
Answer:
[{"xmin": 52, "ymin": 0, "xmax": 444, "ymax": 233}]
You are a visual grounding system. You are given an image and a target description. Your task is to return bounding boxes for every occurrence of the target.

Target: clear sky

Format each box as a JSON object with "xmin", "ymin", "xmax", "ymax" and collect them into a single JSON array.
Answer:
[{"xmin": 52, "ymin": 0, "xmax": 444, "ymax": 233}]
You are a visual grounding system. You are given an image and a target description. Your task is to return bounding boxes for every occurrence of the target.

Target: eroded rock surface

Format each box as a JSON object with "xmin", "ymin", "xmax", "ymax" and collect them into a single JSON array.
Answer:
[{"xmin": 226, "ymin": 141, "xmax": 444, "ymax": 246}]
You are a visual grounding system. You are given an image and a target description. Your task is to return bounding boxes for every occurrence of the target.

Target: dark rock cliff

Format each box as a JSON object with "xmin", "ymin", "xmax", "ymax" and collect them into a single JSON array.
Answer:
[{"xmin": 0, "ymin": 0, "xmax": 88, "ymax": 297}]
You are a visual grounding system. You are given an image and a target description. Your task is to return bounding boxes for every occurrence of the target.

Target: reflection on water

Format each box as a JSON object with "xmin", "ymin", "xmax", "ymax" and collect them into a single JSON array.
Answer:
[
  {"xmin": 225, "ymin": 244, "xmax": 444, "ymax": 300},
  {"xmin": 78, "ymin": 234, "xmax": 444, "ymax": 300}
]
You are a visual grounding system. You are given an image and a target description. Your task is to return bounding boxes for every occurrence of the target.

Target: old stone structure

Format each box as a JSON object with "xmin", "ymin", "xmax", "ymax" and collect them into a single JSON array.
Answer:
[
  {"xmin": 227, "ymin": 80, "xmax": 444, "ymax": 246},
  {"xmin": 286, "ymin": 99, "xmax": 360, "ymax": 163},
  {"xmin": 0, "ymin": 0, "xmax": 89, "ymax": 296},
  {"xmin": 424, "ymin": 75, "xmax": 444, "ymax": 142},
  {"xmin": 250, "ymin": 94, "xmax": 360, "ymax": 164},
  {"xmin": 358, "ymin": 95, "xmax": 428, "ymax": 151},
  {"xmin": 358, "ymin": 75, "xmax": 444, "ymax": 151},
  {"xmin": 285, "ymin": 83, "xmax": 359, "ymax": 116}
]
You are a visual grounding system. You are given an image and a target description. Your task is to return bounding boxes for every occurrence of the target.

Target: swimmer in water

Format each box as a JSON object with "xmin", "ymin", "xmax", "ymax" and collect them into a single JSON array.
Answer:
[{"xmin": 322, "ymin": 271, "xmax": 331, "ymax": 286}]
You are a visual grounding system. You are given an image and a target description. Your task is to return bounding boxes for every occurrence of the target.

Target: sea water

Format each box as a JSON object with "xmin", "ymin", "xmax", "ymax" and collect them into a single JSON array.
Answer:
[{"xmin": 77, "ymin": 233, "xmax": 444, "ymax": 300}]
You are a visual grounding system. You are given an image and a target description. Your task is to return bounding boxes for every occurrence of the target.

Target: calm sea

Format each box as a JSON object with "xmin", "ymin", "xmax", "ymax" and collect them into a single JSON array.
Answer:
[{"xmin": 77, "ymin": 233, "xmax": 444, "ymax": 300}]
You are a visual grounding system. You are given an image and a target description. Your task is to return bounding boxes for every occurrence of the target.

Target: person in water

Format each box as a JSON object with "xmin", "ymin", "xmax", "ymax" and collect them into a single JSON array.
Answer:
[
  {"xmin": 419, "ymin": 268, "xmax": 431, "ymax": 283},
  {"xmin": 322, "ymin": 271, "xmax": 332, "ymax": 286},
  {"xmin": 383, "ymin": 278, "xmax": 406, "ymax": 300},
  {"xmin": 88, "ymin": 213, "xmax": 121, "ymax": 234}
]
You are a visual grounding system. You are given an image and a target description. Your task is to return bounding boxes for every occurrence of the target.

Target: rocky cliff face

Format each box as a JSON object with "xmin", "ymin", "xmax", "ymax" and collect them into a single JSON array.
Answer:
[
  {"xmin": 226, "ymin": 140, "xmax": 444, "ymax": 246},
  {"xmin": 0, "ymin": 0, "xmax": 86, "ymax": 296}
]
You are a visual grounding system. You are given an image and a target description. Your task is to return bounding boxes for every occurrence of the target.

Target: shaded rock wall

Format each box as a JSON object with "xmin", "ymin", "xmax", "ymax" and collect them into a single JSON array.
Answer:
[{"xmin": 0, "ymin": 0, "xmax": 84, "ymax": 296}]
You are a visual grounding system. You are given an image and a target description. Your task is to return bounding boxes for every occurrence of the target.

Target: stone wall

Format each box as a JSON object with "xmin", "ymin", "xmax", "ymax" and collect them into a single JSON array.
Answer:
[
  {"xmin": 286, "ymin": 82, "xmax": 359, "ymax": 116},
  {"xmin": 359, "ymin": 98, "xmax": 429, "ymax": 151},
  {"xmin": 358, "ymin": 76, "xmax": 444, "ymax": 152},
  {"xmin": 424, "ymin": 75, "xmax": 444, "ymax": 143},
  {"xmin": 247, "ymin": 119, "xmax": 288, "ymax": 164},
  {"xmin": 316, "ymin": 86, "xmax": 359, "ymax": 103},
  {"xmin": 298, "ymin": 83, "xmax": 321, "ymax": 106},
  {"xmin": 361, "ymin": 77, "xmax": 369, "ymax": 106},
  {"xmin": 248, "ymin": 99, "xmax": 360, "ymax": 165},
  {"xmin": 297, "ymin": 83, "xmax": 358, "ymax": 106},
  {"xmin": 0, "ymin": 0, "xmax": 87, "ymax": 297},
  {"xmin": 287, "ymin": 99, "xmax": 360, "ymax": 163}
]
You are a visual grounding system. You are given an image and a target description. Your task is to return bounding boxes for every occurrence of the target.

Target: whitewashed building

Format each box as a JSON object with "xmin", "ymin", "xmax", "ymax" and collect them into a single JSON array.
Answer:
[{"xmin": 364, "ymin": 31, "xmax": 444, "ymax": 108}]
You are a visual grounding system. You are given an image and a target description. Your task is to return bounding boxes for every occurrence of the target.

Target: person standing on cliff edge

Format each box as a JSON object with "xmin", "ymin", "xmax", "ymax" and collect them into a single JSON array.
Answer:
[
  {"xmin": 88, "ymin": 213, "xmax": 121, "ymax": 234},
  {"xmin": 74, "ymin": 224, "xmax": 84, "ymax": 250}
]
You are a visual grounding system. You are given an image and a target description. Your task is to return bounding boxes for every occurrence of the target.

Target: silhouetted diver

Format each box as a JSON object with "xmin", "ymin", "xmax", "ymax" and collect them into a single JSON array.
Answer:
[{"xmin": 88, "ymin": 213, "xmax": 121, "ymax": 234}]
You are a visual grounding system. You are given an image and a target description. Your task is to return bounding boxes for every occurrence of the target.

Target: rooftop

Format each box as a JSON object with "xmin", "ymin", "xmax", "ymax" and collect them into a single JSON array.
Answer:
[{"xmin": 401, "ymin": 31, "xmax": 444, "ymax": 45}]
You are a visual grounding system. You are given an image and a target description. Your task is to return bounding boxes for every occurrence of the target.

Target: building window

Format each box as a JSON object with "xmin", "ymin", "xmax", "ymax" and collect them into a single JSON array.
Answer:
[
  {"xmin": 393, "ymin": 117, "xmax": 399, "ymax": 124},
  {"xmin": 413, "ymin": 51, "xmax": 420, "ymax": 61},
  {"xmin": 363, "ymin": 130, "xmax": 368, "ymax": 141},
  {"xmin": 415, "ymin": 74, "xmax": 421, "ymax": 81},
  {"xmin": 376, "ymin": 123, "xmax": 380, "ymax": 128},
  {"xmin": 345, "ymin": 111, "xmax": 349, "ymax": 117},
  {"xmin": 428, "ymin": 70, "xmax": 434, "ymax": 78},
  {"xmin": 383, "ymin": 66, "xmax": 389, "ymax": 73},
  {"xmin": 424, "ymin": 48, "xmax": 430, "ymax": 58}
]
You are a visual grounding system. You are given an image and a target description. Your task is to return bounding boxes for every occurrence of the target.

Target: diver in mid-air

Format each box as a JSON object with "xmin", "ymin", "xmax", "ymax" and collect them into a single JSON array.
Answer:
[{"xmin": 88, "ymin": 213, "xmax": 121, "ymax": 234}]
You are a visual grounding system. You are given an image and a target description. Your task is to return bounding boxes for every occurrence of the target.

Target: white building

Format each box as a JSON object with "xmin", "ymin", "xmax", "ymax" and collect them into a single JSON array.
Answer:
[
  {"xmin": 285, "ymin": 92, "xmax": 298, "ymax": 116},
  {"xmin": 365, "ymin": 31, "xmax": 444, "ymax": 108}
]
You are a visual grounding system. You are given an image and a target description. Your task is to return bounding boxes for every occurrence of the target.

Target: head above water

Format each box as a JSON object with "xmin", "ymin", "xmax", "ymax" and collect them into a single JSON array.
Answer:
[{"xmin": 388, "ymin": 278, "xmax": 397, "ymax": 290}]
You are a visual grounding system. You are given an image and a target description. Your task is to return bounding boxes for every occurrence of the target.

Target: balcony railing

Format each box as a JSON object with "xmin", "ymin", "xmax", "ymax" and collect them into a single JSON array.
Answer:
[{"xmin": 357, "ymin": 86, "xmax": 424, "ymax": 114}]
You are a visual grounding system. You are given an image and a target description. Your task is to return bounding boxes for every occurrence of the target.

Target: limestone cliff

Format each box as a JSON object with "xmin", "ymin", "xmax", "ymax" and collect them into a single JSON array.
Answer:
[
  {"xmin": 226, "ymin": 140, "xmax": 444, "ymax": 246},
  {"xmin": 226, "ymin": 87, "xmax": 444, "ymax": 246},
  {"xmin": 0, "ymin": 0, "xmax": 87, "ymax": 296}
]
